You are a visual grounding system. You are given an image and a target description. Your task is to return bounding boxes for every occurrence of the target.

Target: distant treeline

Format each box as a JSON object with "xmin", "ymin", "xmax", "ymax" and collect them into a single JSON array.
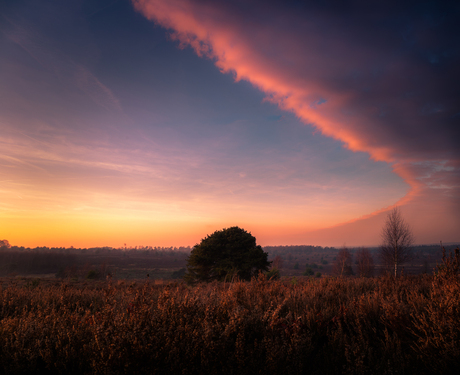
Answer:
[
  {"xmin": 264, "ymin": 244, "xmax": 457, "ymax": 255},
  {"xmin": 264, "ymin": 245, "xmax": 336, "ymax": 256},
  {"xmin": 0, "ymin": 244, "xmax": 192, "ymax": 254},
  {"xmin": 0, "ymin": 241, "xmax": 457, "ymax": 277},
  {"xmin": 263, "ymin": 244, "xmax": 458, "ymax": 277},
  {"xmin": 0, "ymin": 244, "xmax": 191, "ymax": 277},
  {"xmin": 264, "ymin": 244, "xmax": 458, "ymax": 261}
]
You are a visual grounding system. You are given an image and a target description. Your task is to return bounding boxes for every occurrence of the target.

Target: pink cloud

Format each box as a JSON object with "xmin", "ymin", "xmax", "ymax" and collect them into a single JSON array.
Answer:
[
  {"xmin": 132, "ymin": 0, "xmax": 400, "ymax": 160},
  {"xmin": 132, "ymin": 0, "xmax": 459, "ymax": 242}
]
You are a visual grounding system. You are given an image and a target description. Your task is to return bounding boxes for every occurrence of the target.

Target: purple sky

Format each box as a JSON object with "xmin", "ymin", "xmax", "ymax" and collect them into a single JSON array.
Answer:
[{"xmin": 0, "ymin": 0, "xmax": 459, "ymax": 247}]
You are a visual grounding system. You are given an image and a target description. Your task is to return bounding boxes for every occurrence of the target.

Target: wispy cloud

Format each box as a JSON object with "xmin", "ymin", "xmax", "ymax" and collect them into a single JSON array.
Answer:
[
  {"xmin": 0, "ymin": 0, "xmax": 457, "ymax": 247},
  {"xmin": 3, "ymin": 15, "xmax": 121, "ymax": 113},
  {"xmin": 132, "ymin": 0, "xmax": 460, "ymax": 214}
]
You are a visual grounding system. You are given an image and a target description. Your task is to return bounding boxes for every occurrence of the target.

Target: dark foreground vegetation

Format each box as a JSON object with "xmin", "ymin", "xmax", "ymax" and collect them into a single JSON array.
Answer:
[{"xmin": 0, "ymin": 248, "xmax": 458, "ymax": 375}]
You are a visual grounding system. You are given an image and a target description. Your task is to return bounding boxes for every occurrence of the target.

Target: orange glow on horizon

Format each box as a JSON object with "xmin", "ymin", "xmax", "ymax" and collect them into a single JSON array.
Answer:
[
  {"xmin": 128, "ymin": 0, "xmax": 460, "ymax": 246},
  {"xmin": 0, "ymin": 1, "xmax": 457, "ymax": 249}
]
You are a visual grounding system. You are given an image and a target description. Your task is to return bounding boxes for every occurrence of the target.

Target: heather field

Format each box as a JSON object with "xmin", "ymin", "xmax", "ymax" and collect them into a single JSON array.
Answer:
[{"xmin": 0, "ymin": 252, "xmax": 459, "ymax": 375}]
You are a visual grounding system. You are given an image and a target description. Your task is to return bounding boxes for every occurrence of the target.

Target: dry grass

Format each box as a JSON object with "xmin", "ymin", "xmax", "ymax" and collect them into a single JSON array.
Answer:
[{"xmin": 0, "ymin": 252, "xmax": 459, "ymax": 374}]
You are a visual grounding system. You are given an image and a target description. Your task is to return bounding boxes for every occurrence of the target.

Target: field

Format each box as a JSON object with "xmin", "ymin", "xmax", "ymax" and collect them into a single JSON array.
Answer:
[
  {"xmin": 0, "ymin": 248, "xmax": 459, "ymax": 375},
  {"xmin": 0, "ymin": 244, "xmax": 451, "ymax": 280}
]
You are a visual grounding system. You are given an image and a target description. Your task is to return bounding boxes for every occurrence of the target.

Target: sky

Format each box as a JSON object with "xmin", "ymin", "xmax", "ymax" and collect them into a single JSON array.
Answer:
[{"xmin": 0, "ymin": 0, "xmax": 459, "ymax": 248}]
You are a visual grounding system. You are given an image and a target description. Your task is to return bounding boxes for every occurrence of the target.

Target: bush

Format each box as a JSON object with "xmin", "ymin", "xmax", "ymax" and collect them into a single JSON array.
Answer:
[
  {"xmin": 185, "ymin": 227, "xmax": 270, "ymax": 283},
  {"xmin": 333, "ymin": 247, "xmax": 354, "ymax": 277},
  {"xmin": 55, "ymin": 267, "xmax": 67, "ymax": 279},
  {"xmin": 86, "ymin": 270, "xmax": 100, "ymax": 279},
  {"xmin": 304, "ymin": 267, "xmax": 314, "ymax": 276},
  {"xmin": 266, "ymin": 268, "xmax": 280, "ymax": 280},
  {"xmin": 171, "ymin": 268, "xmax": 186, "ymax": 279}
]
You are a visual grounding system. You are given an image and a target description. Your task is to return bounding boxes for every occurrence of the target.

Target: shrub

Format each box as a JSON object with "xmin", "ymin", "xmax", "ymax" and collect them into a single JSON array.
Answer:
[
  {"xmin": 266, "ymin": 268, "xmax": 280, "ymax": 280},
  {"xmin": 86, "ymin": 270, "xmax": 100, "ymax": 279},
  {"xmin": 185, "ymin": 227, "xmax": 270, "ymax": 282},
  {"xmin": 171, "ymin": 268, "xmax": 186, "ymax": 279},
  {"xmin": 356, "ymin": 248, "xmax": 375, "ymax": 277},
  {"xmin": 333, "ymin": 247, "xmax": 354, "ymax": 277}
]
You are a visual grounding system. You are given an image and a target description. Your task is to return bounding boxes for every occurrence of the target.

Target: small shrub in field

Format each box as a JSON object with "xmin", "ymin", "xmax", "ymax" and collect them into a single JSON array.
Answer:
[
  {"xmin": 55, "ymin": 267, "xmax": 66, "ymax": 279},
  {"xmin": 303, "ymin": 267, "xmax": 314, "ymax": 276},
  {"xmin": 171, "ymin": 267, "xmax": 186, "ymax": 279},
  {"xmin": 266, "ymin": 268, "xmax": 280, "ymax": 280},
  {"xmin": 333, "ymin": 247, "xmax": 354, "ymax": 276},
  {"xmin": 356, "ymin": 248, "xmax": 375, "ymax": 277},
  {"xmin": 86, "ymin": 269, "xmax": 100, "ymax": 279},
  {"xmin": 28, "ymin": 278, "xmax": 40, "ymax": 288},
  {"xmin": 435, "ymin": 246, "xmax": 459, "ymax": 279}
]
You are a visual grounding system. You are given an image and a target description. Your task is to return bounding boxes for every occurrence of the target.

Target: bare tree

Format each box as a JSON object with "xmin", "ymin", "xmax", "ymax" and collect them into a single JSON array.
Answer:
[
  {"xmin": 333, "ymin": 247, "xmax": 353, "ymax": 277},
  {"xmin": 380, "ymin": 207, "xmax": 414, "ymax": 277},
  {"xmin": 272, "ymin": 255, "xmax": 284, "ymax": 270},
  {"xmin": 355, "ymin": 248, "xmax": 375, "ymax": 277}
]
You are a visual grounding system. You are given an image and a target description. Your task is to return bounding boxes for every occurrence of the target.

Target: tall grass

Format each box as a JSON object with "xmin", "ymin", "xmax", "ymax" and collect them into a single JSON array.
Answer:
[{"xmin": 0, "ymin": 256, "xmax": 459, "ymax": 374}]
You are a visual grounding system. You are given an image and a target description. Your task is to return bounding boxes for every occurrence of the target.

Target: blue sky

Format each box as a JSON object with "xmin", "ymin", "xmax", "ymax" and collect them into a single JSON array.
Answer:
[{"xmin": 0, "ymin": 0, "xmax": 458, "ymax": 247}]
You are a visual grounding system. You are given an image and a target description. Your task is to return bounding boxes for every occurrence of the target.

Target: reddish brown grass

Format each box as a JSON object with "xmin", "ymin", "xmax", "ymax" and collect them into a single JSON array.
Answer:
[{"xmin": 0, "ymin": 263, "xmax": 459, "ymax": 374}]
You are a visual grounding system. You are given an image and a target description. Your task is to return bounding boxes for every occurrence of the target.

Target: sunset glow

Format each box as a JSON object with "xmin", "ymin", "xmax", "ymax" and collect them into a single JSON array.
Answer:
[{"xmin": 0, "ymin": 0, "xmax": 458, "ymax": 248}]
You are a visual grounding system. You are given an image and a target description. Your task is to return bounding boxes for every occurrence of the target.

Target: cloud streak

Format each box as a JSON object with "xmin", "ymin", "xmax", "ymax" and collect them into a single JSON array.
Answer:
[
  {"xmin": 3, "ymin": 15, "xmax": 121, "ymax": 113},
  {"xmin": 133, "ymin": 0, "xmax": 460, "ymax": 217},
  {"xmin": 0, "ymin": 0, "xmax": 457, "ymax": 247}
]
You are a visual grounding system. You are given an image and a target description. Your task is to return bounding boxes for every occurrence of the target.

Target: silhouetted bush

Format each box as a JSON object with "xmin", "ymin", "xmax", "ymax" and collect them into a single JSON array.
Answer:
[{"xmin": 185, "ymin": 227, "xmax": 270, "ymax": 283}]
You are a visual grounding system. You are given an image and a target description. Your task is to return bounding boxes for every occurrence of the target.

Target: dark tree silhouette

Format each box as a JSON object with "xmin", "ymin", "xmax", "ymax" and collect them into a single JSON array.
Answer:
[
  {"xmin": 0, "ymin": 240, "xmax": 10, "ymax": 249},
  {"xmin": 380, "ymin": 207, "xmax": 414, "ymax": 277},
  {"xmin": 355, "ymin": 248, "xmax": 375, "ymax": 277},
  {"xmin": 185, "ymin": 227, "xmax": 270, "ymax": 283},
  {"xmin": 333, "ymin": 247, "xmax": 353, "ymax": 277}
]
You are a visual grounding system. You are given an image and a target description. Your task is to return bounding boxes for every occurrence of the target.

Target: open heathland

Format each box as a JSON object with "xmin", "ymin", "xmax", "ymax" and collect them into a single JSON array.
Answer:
[
  {"xmin": 0, "ymin": 249, "xmax": 459, "ymax": 375},
  {"xmin": 0, "ymin": 243, "xmax": 453, "ymax": 280}
]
